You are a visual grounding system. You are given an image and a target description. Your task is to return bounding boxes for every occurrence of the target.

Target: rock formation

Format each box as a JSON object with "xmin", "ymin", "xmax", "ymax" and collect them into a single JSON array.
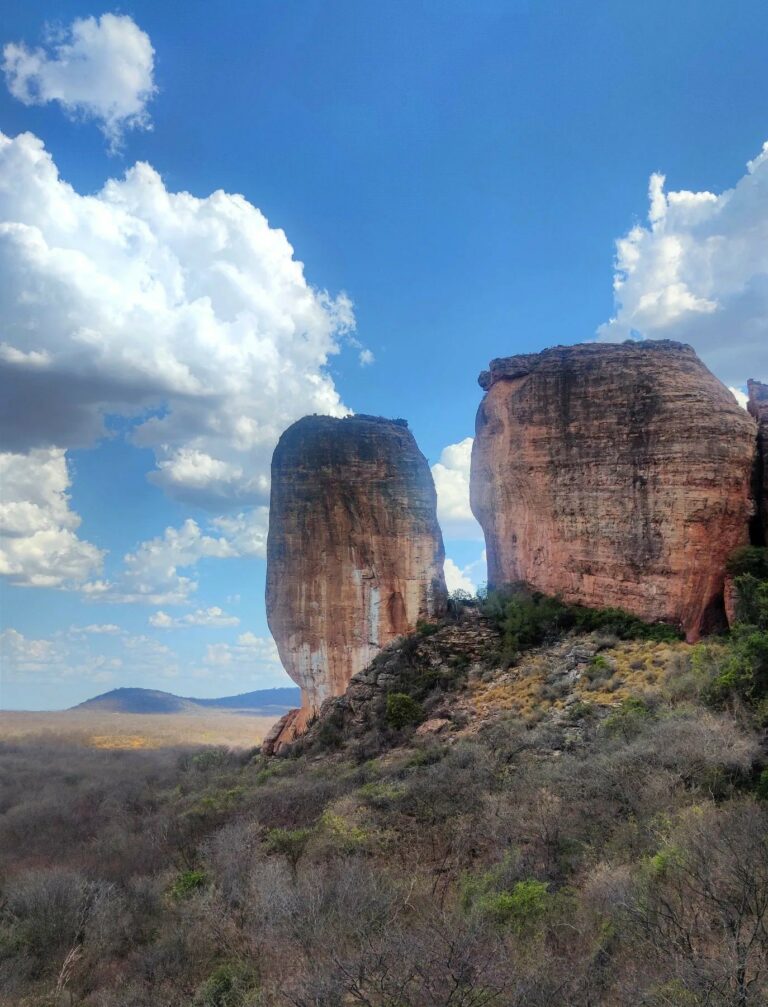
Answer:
[
  {"xmin": 470, "ymin": 340, "xmax": 757, "ymax": 641},
  {"xmin": 748, "ymin": 380, "xmax": 768, "ymax": 543},
  {"xmin": 266, "ymin": 414, "xmax": 447, "ymax": 742}
]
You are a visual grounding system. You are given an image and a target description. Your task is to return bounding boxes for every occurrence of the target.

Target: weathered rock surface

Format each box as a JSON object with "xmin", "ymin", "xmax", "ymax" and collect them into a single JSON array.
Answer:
[
  {"xmin": 266, "ymin": 415, "xmax": 447, "ymax": 735},
  {"xmin": 470, "ymin": 340, "xmax": 757, "ymax": 641},
  {"xmin": 748, "ymin": 380, "xmax": 768, "ymax": 543},
  {"xmin": 261, "ymin": 708, "xmax": 306, "ymax": 757},
  {"xmin": 290, "ymin": 606, "xmax": 499, "ymax": 752}
]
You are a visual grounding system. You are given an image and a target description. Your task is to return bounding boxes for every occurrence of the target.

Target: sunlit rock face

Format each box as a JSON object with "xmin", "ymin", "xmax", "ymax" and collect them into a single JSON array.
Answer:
[
  {"xmin": 748, "ymin": 380, "xmax": 768, "ymax": 543},
  {"xmin": 470, "ymin": 340, "xmax": 757, "ymax": 641},
  {"xmin": 266, "ymin": 415, "xmax": 447, "ymax": 727}
]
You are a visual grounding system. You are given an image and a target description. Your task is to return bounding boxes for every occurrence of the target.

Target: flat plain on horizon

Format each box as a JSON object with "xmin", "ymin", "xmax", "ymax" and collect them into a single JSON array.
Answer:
[{"xmin": 0, "ymin": 708, "xmax": 278, "ymax": 750}]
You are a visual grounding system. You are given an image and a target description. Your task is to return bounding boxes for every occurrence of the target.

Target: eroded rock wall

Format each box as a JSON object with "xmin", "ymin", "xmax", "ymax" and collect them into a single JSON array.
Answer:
[
  {"xmin": 470, "ymin": 340, "xmax": 757, "ymax": 641},
  {"xmin": 748, "ymin": 379, "xmax": 768, "ymax": 543},
  {"xmin": 266, "ymin": 415, "xmax": 447, "ymax": 726}
]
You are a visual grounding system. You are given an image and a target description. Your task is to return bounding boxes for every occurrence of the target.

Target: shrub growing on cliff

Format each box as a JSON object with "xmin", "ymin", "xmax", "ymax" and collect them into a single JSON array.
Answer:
[
  {"xmin": 731, "ymin": 574, "xmax": 768, "ymax": 630},
  {"xmin": 726, "ymin": 545, "xmax": 768, "ymax": 579},
  {"xmin": 385, "ymin": 692, "xmax": 424, "ymax": 729},
  {"xmin": 703, "ymin": 550, "xmax": 768, "ymax": 710},
  {"xmin": 480, "ymin": 586, "xmax": 680, "ymax": 664}
]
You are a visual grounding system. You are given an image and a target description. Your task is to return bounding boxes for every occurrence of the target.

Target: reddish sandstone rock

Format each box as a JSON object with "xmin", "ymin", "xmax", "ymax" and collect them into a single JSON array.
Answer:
[
  {"xmin": 748, "ymin": 379, "xmax": 768, "ymax": 541},
  {"xmin": 261, "ymin": 708, "xmax": 307, "ymax": 756},
  {"xmin": 266, "ymin": 415, "xmax": 447, "ymax": 733},
  {"xmin": 470, "ymin": 341, "xmax": 757, "ymax": 641}
]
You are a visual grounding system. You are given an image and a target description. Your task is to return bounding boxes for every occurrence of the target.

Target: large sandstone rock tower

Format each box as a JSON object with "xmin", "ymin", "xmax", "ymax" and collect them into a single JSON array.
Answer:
[
  {"xmin": 470, "ymin": 340, "xmax": 757, "ymax": 641},
  {"xmin": 266, "ymin": 415, "xmax": 447, "ymax": 731}
]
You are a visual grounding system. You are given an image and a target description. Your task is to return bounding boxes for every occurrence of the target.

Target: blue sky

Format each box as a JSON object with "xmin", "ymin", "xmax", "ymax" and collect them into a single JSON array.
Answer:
[{"xmin": 1, "ymin": 1, "xmax": 767, "ymax": 709}]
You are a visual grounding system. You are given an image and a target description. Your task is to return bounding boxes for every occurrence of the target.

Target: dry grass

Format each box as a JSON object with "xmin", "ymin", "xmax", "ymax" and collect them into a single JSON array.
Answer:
[
  {"xmin": 0, "ymin": 709, "xmax": 279, "ymax": 749},
  {"xmin": 470, "ymin": 637, "xmax": 689, "ymax": 720}
]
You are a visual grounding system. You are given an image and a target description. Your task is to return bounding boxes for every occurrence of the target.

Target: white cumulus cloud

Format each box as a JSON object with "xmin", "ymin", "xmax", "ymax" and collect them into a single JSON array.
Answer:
[
  {"xmin": 86, "ymin": 509, "xmax": 269, "ymax": 606},
  {"xmin": 599, "ymin": 142, "xmax": 768, "ymax": 385},
  {"xmin": 730, "ymin": 387, "xmax": 749, "ymax": 410},
  {"xmin": 150, "ymin": 606, "xmax": 240, "ymax": 629},
  {"xmin": 0, "ymin": 130, "xmax": 353, "ymax": 510},
  {"xmin": 69, "ymin": 623, "xmax": 123, "ymax": 636},
  {"xmin": 0, "ymin": 627, "xmax": 122, "ymax": 685},
  {"xmin": 0, "ymin": 129, "xmax": 357, "ymax": 592},
  {"xmin": 444, "ymin": 550, "xmax": 486, "ymax": 596},
  {"xmin": 431, "ymin": 438, "xmax": 484, "ymax": 541},
  {"xmin": 0, "ymin": 448, "xmax": 103, "ymax": 588},
  {"xmin": 444, "ymin": 558, "xmax": 475, "ymax": 595},
  {"xmin": 3, "ymin": 13, "xmax": 156, "ymax": 151},
  {"xmin": 202, "ymin": 632, "xmax": 281, "ymax": 670}
]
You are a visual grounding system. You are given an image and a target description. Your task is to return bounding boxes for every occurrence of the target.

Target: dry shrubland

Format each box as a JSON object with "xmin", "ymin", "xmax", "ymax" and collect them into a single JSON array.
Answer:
[
  {"xmin": 3, "ymin": 579, "xmax": 768, "ymax": 1005},
  {"xmin": 0, "ymin": 710, "xmax": 277, "ymax": 750},
  {"xmin": 1, "ymin": 678, "xmax": 767, "ymax": 1006}
]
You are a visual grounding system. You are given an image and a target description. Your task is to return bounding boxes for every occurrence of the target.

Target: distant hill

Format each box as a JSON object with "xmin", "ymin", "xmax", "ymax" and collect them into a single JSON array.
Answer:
[
  {"xmin": 74, "ymin": 688, "xmax": 199, "ymax": 714},
  {"xmin": 191, "ymin": 687, "xmax": 301, "ymax": 712},
  {"xmin": 73, "ymin": 686, "xmax": 300, "ymax": 715}
]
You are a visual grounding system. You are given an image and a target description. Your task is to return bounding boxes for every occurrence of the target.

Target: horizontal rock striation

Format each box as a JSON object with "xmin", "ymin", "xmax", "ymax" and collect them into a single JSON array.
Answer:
[
  {"xmin": 470, "ymin": 340, "xmax": 757, "ymax": 641},
  {"xmin": 266, "ymin": 414, "xmax": 447, "ymax": 737},
  {"xmin": 748, "ymin": 380, "xmax": 768, "ymax": 543}
]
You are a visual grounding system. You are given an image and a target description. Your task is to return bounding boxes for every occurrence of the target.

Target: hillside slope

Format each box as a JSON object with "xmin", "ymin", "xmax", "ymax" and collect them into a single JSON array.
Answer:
[{"xmin": 5, "ymin": 584, "xmax": 768, "ymax": 1006}]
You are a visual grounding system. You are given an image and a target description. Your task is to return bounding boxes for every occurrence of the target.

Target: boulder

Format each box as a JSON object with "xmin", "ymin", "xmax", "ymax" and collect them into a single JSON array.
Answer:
[{"xmin": 470, "ymin": 340, "xmax": 757, "ymax": 641}]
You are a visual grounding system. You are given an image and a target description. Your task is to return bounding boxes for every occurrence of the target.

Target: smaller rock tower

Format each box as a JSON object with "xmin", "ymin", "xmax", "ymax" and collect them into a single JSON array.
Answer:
[{"xmin": 266, "ymin": 415, "xmax": 447, "ymax": 732}]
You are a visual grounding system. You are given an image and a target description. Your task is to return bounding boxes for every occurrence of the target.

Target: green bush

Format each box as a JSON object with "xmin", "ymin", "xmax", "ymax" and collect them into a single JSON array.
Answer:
[
  {"xmin": 726, "ymin": 545, "xmax": 768, "ymax": 579},
  {"xmin": 416, "ymin": 619, "xmax": 440, "ymax": 637},
  {"xmin": 480, "ymin": 585, "xmax": 679, "ymax": 663},
  {"xmin": 194, "ymin": 963, "xmax": 260, "ymax": 1007},
  {"xmin": 705, "ymin": 629, "xmax": 768, "ymax": 707},
  {"xmin": 169, "ymin": 869, "xmax": 207, "ymax": 899},
  {"xmin": 315, "ymin": 708, "xmax": 346, "ymax": 749},
  {"xmin": 602, "ymin": 696, "xmax": 654, "ymax": 739},
  {"xmin": 476, "ymin": 879, "xmax": 553, "ymax": 934},
  {"xmin": 462, "ymin": 863, "xmax": 554, "ymax": 935},
  {"xmin": 265, "ymin": 827, "xmax": 313, "ymax": 867},
  {"xmin": 702, "ymin": 561, "xmax": 768, "ymax": 709},
  {"xmin": 385, "ymin": 692, "xmax": 424, "ymax": 729},
  {"xmin": 731, "ymin": 574, "xmax": 768, "ymax": 629},
  {"xmin": 755, "ymin": 768, "xmax": 768, "ymax": 801}
]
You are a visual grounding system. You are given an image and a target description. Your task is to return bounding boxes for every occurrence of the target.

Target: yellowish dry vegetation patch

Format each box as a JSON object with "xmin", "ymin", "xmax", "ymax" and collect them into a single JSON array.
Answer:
[
  {"xmin": 470, "ymin": 637, "xmax": 689, "ymax": 720},
  {"xmin": 0, "ymin": 710, "xmax": 280, "ymax": 749}
]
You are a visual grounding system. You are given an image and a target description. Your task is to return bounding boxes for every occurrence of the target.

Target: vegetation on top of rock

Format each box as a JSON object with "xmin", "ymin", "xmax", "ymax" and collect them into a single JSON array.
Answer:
[{"xmin": 479, "ymin": 584, "xmax": 681, "ymax": 667}]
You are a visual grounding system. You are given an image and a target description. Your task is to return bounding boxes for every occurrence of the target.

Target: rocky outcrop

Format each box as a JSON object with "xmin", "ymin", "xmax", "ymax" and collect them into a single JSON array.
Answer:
[
  {"xmin": 261, "ymin": 709, "xmax": 305, "ymax": 757},
  {"xmin": 266, "ymin": 415, "xmax": 447, "ymax": 739},
  {"xmin": 748, "ymin": 380, "xmax": 768, "ymax": 543},
  {"xmin": 470, "ymin": 340, "xmax": 757, "ymax": 641},
  {"xmin": 291, "ymin": 605, "xmax": 500, "ymax": 752}
]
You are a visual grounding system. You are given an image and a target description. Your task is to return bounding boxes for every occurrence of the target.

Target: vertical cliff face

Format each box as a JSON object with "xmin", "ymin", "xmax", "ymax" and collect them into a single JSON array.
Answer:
[
  {"xmin": 470, "ymin": 341, "xmax": 757, "ymax": 641},
  {"xmin": 266, "ymin": 415, "xmax": 447, "ymax": 726},
  {"xmin": 748, "ymin": 379, "xmax": 768, "ymax": 543}
]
